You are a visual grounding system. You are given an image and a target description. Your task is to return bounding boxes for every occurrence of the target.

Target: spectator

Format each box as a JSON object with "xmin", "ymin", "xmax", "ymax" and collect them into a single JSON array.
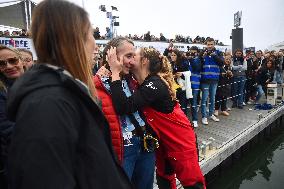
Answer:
[
  {"xmin": 105, "ymin": 27, "xmax": 113, "ymax": 39},
  {"xmin": 19, "ymin": 29, "xmax": 27, "ymax": 37},
  {"xmin": 273, "ymin": 52, "xmax": 283, "ymax": 84},
  {"xmin": 3, "ymin": 31, "xmax": 9, "ymax": 37},
  {"xmin": 231, "ymin": 49, "xmax": 247, "ymax": 109},
  {"xmin": 163, "ymin": 41, "xmax": 174, "ymax": 57},
  {"xmin": 255, "ymin": 50, "xmax": 263, "ymax": 67},
  {"xmin": 256, "ymin": 59, "xmax": 275, "ymax": 102},
  {"xmin": 144, "ymin": 31, "xmax": 151, "ymax": 41},
  {"xmin": 189, "ymin": 47, "xmax": 202, "ymax": 127},
  {"xmin": 160, "ymin": 33, "xmax": 166, "ymax": 41},
  {"xmin": 214, "ymin": 54, "xmax": 233, "ymax": 116},
  {"xmin": 6, "ymin": 1, "xmax": 132, "ymax": 189},
  {"xmin": 0, "ymin": 45, "xmax": 25, "ymax": 189},
  {"xmin": 18, "ymin": 49, "xmax": 34, "ymax": 70},
  {"xmin": 245, "ymin": 54, "xmax": 258, "ymax": 104},
  {"xmin": 200, "ymin": 38, "xmax": 223, "ymax": 125},
  {"xmin": 170, "ymin": 49, "xmax": 190, "ymax": 115},
  {"xmin": 93, "ymin": 27, "xmax": 101, "ymax": 39}
]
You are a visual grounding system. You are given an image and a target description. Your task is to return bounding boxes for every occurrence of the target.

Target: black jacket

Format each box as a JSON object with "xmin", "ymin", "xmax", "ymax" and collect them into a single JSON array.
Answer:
[
  {"xmin": 6, "ymin": 64, "xmax": 132, "ymax": 189},
  {"xmin": 110, "ymin": 75, "xmax": 175, "ymax": 114},
  {"xmin": 257, "ymin": 67, "xmax": 274, "ymax": 87},
  {"xmin": 216, "ymin": 65, "xmax": 233, "ymax": 97}
]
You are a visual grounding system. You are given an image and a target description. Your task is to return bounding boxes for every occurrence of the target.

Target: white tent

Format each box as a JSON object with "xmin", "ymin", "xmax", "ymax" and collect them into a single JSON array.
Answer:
[
  {"xmin": 0, "ymin": 0, "xmax": 36, "ymax": 30},
  {"xmin": 267, "ymin": 41, "xmax": 284, "ymax": 51}
]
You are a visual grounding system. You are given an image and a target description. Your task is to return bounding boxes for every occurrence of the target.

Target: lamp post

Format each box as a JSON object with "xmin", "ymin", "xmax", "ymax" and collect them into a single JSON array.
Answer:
[{"xmin": 99, "ymin": 5, "xmax": 119, "ymax": 39}]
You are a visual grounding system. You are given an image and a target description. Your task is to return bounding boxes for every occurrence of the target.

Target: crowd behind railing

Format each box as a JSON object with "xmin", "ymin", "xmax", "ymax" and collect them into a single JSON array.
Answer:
[
  {"xmin": 92, "ymin": 38, "xmax": 284, "ymax": 127},
  {"xmin": 1, "ymin": 27, "xmax": 225, "ymax": 46},
  {"xmin": 93, "ymin": 27, "xmax": 225, "ymax": 45}
]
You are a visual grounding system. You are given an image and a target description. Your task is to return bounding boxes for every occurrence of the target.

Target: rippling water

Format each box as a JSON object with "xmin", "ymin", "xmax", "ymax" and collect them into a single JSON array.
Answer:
[{"xmin": 209, "ymin": 126, "xmax": 284, "ymax": 189}]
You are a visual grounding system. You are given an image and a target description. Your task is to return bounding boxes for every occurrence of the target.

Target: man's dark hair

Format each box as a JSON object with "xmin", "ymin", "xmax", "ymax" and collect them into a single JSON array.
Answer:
[
  {"xmin": 190, "ymin": 46, "xmax": 199, "ymax": 51},
  {"xmin": 205, "ymin": 38, "xmax": 214, "ymax": 44}
]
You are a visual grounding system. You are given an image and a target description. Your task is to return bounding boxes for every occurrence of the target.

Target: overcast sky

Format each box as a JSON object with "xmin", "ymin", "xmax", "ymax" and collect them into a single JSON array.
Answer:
[{"xmin": 37, "ymin": 0, "xmax": 284, "ymax": 50}]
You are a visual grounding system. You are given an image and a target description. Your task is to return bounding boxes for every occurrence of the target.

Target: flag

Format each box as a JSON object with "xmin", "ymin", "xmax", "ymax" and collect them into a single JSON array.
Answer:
[
  {"xmin": 111, "ymin": 6, "xmax": 118, "ymax": 11},
  {"xmin": 106, "ymin": 12, "xmax": 112, "ymax": 18},
  {"xmin": 99, "ymin": 5, "xmax": 106, "ymax": 12}
]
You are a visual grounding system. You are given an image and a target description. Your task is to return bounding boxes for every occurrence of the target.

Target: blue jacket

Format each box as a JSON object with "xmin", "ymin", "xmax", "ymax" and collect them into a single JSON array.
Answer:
[
  {"xmin": 189, "ymin": 57, "xmax": 202, "ymax": 89},
  {"xmin": 201, "ymin": 50, "xmax": 223, "ymax": 82}
]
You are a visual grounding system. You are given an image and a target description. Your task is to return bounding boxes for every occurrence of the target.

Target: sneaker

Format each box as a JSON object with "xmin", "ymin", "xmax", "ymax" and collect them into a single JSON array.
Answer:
[
  {"xmin": 247, "ymin": 101, "xmax": 253, "ymax": 105},
  {"xmin": 232, "ymin": 103, "xmax": 237, "ymax": 108},
  {"xmin": 237, "ymin": 105, "xmax": 243, "ymax": 109},
  {"xmin": 243, "ymin": 102, "xmax": 246, "ymax": 106},
  {"xmin": 202, "ymin": 118, "xmax": 208, "ymax": 125},
  {"xmin": 210, "ymin": 115, "xmax": 220, "ymax": 122},
  {"xmin": 227, "ymin": 107, "xmax": 232, "ymax": 111},
  {"xmin": 221, "ymin": 111, "xmax": 230, "ymax": 116},
  {"xmin": 214, "ymin": 110, "xmax": 219, "ymax": 116},
  {"xmin": 193, "ymin": 121, "xmax": 198, "ymax": 128}
]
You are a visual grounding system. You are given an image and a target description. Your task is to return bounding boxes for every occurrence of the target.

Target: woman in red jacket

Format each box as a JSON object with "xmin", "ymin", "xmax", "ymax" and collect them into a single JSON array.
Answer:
[{"xmin": 108, "ymin": 47, "xmax": 206, "ymax": 189}]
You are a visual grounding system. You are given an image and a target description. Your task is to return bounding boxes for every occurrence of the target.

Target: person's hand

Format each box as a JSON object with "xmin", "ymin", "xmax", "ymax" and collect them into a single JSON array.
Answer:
[
  {"xmin": 202, "ymin": 51, "xmax": 208, "ymax": 58},
  {"xmin": 175, "ymin": 72, "xmax": 182, "ymax": 78},
  {"xmin": 96, "ymin": 66, "xmax": 111, "ymax": 78},
  {"xmin": 210, "ymin": 52, "xmax": 216, "ymax": 56},
  {"xmin": 107, "ymin": 47, "xmax": 123, "ymax": 75}
]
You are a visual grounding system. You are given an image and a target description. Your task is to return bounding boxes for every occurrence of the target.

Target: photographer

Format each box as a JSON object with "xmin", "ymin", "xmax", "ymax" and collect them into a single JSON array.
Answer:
[
  {"xmin": 256, "ymin": 59, "xmax": 275, "ymax": 102},
  {"xmin": 200, "ymin": 38, "xmax": 223, "ymax": 125},
  {"xmin": 189, "ymin": 46, "xmax": 202, "ymax": 127}
]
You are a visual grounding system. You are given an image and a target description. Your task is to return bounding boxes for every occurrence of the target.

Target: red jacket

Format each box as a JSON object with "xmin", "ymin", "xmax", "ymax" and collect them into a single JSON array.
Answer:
[{"xmin": 94, "ymin": 75, "xmax": 123, "ymax": 163}]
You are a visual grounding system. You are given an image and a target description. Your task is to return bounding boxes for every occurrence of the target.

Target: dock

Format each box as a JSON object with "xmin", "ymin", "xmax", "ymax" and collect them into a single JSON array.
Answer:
[{"xmin": 154, "ymin": 86, "xmax": 284, "ymax": 189}]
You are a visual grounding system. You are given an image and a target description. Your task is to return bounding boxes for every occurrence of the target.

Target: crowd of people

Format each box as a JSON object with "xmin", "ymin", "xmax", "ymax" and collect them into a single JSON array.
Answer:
[
  {"xmin": 92, "ymin": 27, "xmax": 225, "ymax": 45},
  {"xmin": 1, "ymin": 0, "xmax": 283, "ymax": 189},
  {"xmin": 160, "ymin": 40, "xmax": 283, "ymax": 127},
  {"xmin": 0, "ymin": 29, "xmax": 29, "ymax": 37}
]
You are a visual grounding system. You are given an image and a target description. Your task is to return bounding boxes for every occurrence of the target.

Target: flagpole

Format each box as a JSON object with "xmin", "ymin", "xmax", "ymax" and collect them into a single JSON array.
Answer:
[{"xmin": 81, "ymin": 0, "xmax": 85, "ymax": 9}]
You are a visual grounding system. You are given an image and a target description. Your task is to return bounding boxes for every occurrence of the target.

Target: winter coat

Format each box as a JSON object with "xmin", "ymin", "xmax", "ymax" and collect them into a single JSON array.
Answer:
[
  {"xmin": 94, "ymin": 75, "xmax": 124, "ymax": 163},
  {"xmin": 216, "ymin": 65, "xmax": 233, "ymax": 97},
  {"xmin": 6, "ymin": 64, "xmax": 132, "ymax": 189}
]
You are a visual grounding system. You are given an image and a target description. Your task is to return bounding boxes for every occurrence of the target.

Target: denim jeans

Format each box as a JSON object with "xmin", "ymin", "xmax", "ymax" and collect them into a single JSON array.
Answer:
[
  {"xmin": 201, "ymin": 82, "xmax": 218, "ymax": 118},
  {"xmin": 256, "ymin": 85, "xmax": 265, "ymax": 102},
  {"xmin": 273, "ymin": 70, "xmax": 283, "ymax": 84},
  {"xmin": 191, "ymin": 89, "xmax": 200, "ymax": 121},
  {"xmin": 123, "ymin": 136, "xmax": 155, "ymax": 189},
  {"xmin": 232, "ymin": 76, "xmax": 246, "ymax": 106}
]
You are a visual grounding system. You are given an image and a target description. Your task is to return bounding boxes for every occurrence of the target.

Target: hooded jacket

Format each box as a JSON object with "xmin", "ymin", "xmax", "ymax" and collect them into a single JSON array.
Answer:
[{"xmin": 6, "ymin": 64, "xmax": 132, "ymax": 189}]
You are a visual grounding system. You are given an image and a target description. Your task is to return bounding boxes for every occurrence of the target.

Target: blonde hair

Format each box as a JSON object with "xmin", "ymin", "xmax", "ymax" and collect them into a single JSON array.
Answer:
[
  {"xmin": 140, "ymin": 47, "xmax": 176, "ymax": 101},
  {"xmin": 0, "ymin": 45, "xmax": 21, "ymax": 59}
]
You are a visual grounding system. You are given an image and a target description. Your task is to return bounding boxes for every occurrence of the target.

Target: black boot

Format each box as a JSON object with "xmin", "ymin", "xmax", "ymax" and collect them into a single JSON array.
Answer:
[{"xmin": 156, "ymin": 175, "xmax": 172, "ymax": 189}]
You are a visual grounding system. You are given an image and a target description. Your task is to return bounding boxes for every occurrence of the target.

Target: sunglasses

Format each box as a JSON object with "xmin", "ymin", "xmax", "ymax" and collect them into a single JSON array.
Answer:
[
  {"xmin": 22, "ymin": 57, "xmax": 32, "ymax": 62},
  {"xmin": 0, "ymin": 57, "xmax": 19, "ymax": 68}
]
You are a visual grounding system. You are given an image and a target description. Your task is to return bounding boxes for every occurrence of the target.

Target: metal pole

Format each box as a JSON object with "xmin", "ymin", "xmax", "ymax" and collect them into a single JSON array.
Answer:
[{"xmin": 24, "ymin": 0, "xmax": 29, "ymax": 30}]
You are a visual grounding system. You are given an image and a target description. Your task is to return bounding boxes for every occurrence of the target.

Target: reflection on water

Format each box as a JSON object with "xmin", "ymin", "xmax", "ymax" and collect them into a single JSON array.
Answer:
[{"xmin": 209, "ymin": 126, "xmax": 284, "ymax": 189}]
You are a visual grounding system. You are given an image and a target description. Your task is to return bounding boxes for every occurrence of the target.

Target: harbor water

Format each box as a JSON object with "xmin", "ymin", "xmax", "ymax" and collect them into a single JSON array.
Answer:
[{"xmin": 209, "ymin": 124, "xmax": 284, "ymax": 189}]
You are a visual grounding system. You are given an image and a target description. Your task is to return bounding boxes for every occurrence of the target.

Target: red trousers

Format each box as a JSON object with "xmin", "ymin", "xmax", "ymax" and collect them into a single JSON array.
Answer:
[{"xmin": 143, "ymin": 104, "xmax": 206, "ymax": 188}]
